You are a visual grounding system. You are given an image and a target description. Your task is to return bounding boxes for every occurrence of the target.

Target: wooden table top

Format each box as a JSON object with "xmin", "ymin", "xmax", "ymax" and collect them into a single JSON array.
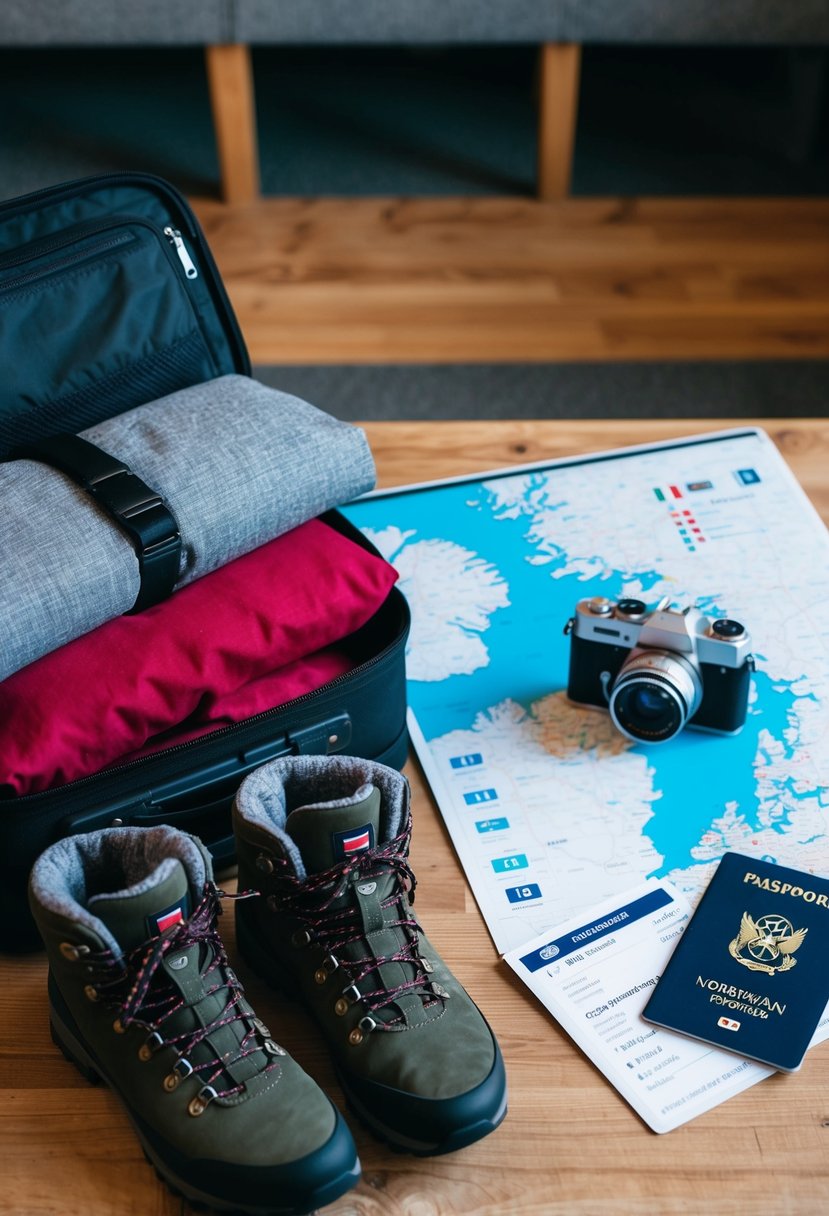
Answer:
[{"xmin": 2, "ymin": 419, "xmax": 827, "ymax": 1215}]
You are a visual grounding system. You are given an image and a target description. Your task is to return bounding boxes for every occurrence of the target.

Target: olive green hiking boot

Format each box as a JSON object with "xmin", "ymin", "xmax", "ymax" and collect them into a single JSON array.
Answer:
[
  {"xmin": 233, "ymin": 755, "xmax": 508, "ymax": 1155},
  {"xmin": 29, "ymin": 826, "xmax": 360, "ymax": 1215}
]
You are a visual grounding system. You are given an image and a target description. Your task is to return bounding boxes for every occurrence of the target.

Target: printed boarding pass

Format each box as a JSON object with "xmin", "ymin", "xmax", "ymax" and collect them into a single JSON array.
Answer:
[{"xmin": 504, "ymin": 878, "xmax": 829, "ymax": 1132}]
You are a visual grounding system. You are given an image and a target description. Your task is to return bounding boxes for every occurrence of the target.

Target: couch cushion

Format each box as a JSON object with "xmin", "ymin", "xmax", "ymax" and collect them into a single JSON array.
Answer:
[
  {"xmin": 234, "ymin": 1, "xmax": 564, "ymax": 44},
  {"xmin": 0, "ymin": 0, "xmax": 229, "ymax": 45},
  {"xmin": 558, "ymin": 0, "xmax": 829, "ymax": 45}
]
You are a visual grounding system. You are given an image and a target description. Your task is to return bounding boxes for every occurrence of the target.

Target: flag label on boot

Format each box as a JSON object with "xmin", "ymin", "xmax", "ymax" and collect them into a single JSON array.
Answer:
[
  {"xmin": 332, "ymin": 824, "xmax": 375, "ymax": 861},
  {"xmin": 147, "ymin": 895, "xmax": 190, "ymax": 939}
]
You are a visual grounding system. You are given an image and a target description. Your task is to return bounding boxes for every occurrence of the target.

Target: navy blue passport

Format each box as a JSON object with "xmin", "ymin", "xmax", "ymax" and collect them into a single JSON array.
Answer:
[{"xmin": 642, "ymin": 853, "xmax": 829, "ymax": 1072}]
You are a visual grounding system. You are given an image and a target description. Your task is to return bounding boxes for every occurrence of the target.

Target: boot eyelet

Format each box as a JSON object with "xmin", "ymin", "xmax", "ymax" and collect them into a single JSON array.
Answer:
[
  {"xmin": 264, "ymin": 1039, "xmax": 286, "ymax": 1056},
  {"xmin": 334, "ymin": 998, "xmax": 349, "ymax": 1016},
  {"xmin": 348, "ymin": 1028, "xmax": 364, "ymax": 1046},
  {"xmin": 421, "ymin": 957, "xmax": 434, "ymax": 973},
  {"xmin": 163, "ymin": 1057, "xmax": 193, "ymax": 1091},
  {"xmin": 83, "ymin": 985, "xmax": 99, "ymax": 1002},
  {"xmin": 188, "ymin": 1085, "xmax": 217, "ymax": 1117},
  {"xmin": 322, "ymin": 954, "xmax": 339, "ymax": 974},
  {"xmin": 291, "ymin": 928, "xmax": 312, "ymax": 947},
  {"xmin": 112, "ymin": 1018, "xmax": 126, "ymax": 1034},
  {"xmin": 255, "ymin": 854, "xmax": 274, "ymax": 875},
  {"xmin": 314, "ymin": 967, "xmax": 328, "ymax": 985},
  {"xmin": 60, "ymin": 942, "xmax": 90, "ymax": 961},
  {"xmin": 138, "ymin": 1032, "xmax": 164, "ymax": 1062},
  {"xmin": 343, "ymin": 983, "xmax": 361, "ymax": 1003},
  {"xmin": 359, "ymin": 1015, "xmax": 378, "ymax": 1034}
]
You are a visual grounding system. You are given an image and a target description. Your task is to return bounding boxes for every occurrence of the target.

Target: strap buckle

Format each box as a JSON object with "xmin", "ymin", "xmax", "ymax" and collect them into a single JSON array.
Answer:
[{"xmin": 14, "ymin": 432, "xmax": 181, "ymax": 613}]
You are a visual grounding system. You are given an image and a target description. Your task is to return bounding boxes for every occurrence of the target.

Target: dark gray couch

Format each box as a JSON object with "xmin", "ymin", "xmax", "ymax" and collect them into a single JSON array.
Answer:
[{"xmin": 3, "ymin": 2, "xmax": 828, "ymax": 201}]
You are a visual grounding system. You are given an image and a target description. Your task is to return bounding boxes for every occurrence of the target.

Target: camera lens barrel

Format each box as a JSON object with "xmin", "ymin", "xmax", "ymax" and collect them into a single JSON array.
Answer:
[{"xmin": 608, "ymin": 649, "xmax": 703, "ymax": 744}]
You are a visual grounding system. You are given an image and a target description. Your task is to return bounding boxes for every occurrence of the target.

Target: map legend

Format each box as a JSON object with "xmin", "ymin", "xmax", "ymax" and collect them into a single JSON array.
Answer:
[
  {"xmin": 463, "ymin": 788, "xmax": 498, "ymax": 805},
  {"xmin": 652, "ymin": 485, "xmax": 684, "ymax": 502},
  {"xmin": 669, "ymin": 506, "xmax": 705, "ymax": 551}
]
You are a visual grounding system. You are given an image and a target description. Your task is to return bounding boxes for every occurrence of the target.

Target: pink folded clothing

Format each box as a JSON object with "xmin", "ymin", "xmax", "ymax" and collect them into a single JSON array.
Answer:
[
  {"xmin": 0, "ymin": 520, "xmax": 397, "ymax": 797},
  {"xmin": 115, "ymin": 647, "xmax": 354, "ymax": 766}
]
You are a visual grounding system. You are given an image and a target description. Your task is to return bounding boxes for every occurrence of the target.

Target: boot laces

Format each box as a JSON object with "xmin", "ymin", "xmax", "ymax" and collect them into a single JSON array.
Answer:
[
  {"xmin": 272, "ymin": 814, "xmax": 445, "ymax": 1028},
  {"xmin": 85, "ymin": 883, "xmax": 278, "ymax": 1099}
]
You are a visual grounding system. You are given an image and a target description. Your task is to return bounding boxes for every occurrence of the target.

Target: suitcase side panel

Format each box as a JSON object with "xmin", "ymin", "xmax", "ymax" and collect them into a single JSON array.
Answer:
[{"xmin": 0, "ymin": 174, "xmax": 249, "ymax": 458}]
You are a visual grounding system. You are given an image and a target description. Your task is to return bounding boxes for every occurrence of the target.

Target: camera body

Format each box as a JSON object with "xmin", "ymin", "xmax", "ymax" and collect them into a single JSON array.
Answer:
[{"xmin": 564, "ymin": 596, "xmax": 754, "ymax": 744}]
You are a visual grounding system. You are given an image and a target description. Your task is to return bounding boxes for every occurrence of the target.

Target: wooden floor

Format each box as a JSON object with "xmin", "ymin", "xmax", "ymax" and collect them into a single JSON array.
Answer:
[
  {"xmin": 2, "ymin": 420, "xmax": 828, "ymax": 1216},
  {"xmin": 190, "ymin": 196, "xmax": 829, "ymax": 364}
]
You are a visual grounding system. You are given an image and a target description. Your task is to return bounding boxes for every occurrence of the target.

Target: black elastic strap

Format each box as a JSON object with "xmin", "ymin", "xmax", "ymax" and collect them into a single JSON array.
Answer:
[{"xmin": 16, "ymin": 433, "xmax": 181, "ymax": 613}]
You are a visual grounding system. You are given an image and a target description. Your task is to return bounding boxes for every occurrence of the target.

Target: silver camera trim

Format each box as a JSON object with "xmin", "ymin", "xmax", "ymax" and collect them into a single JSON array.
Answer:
[
  {"xmin": 608, "ymin": 649, "xmax": 703, "ymax": 742},
  {"xmin": 568, "ymin": 596, "xmax": 753, "ymax": 669},
  {"xmin": 565, "ymin": 596, "xmax": 754, "ymax": 744}
]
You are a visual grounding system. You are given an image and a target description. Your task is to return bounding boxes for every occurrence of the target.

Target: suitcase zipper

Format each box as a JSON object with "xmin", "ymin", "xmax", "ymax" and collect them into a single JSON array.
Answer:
[
  {"xmin": 164, "ymin": 227, "xmax": 198, "ymax": 279},
  {"xmin": 0, "ymin": 231, "xmax": 134, "ymax": 292},
  {"xmin": 0, "ymin": 216, "xmax": 198, "ymax": 292},
  {"xmin": 0, "ymin": 171, "xmax": 249, "ymax": 375}
]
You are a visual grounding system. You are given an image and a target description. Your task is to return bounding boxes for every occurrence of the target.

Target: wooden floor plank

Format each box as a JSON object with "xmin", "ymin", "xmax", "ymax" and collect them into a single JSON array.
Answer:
[{"xmin": 191, "ymin": 196, "xmax": 829, "ymax": 363}]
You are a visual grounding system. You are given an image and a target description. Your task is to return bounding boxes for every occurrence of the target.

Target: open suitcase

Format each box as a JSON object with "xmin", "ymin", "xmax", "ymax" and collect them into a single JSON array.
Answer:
[{"xmin": 0, "ymin": 173, "xmax": 410, "ymax": 949}]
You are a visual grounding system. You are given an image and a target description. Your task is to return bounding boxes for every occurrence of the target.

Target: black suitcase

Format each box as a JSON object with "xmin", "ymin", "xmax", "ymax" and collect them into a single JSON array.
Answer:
[{"xmin": 0, "ymin": 172, "xmax": 410, "ymax": 949}]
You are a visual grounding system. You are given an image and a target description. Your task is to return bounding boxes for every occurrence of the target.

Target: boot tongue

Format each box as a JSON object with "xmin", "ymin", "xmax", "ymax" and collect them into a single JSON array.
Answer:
[
  {"xmin": 88, "ymin": 858, "xmax": 192, "ymax": 953},
  {"xmin": 286, "ymin": 783, "xmax": 382, "ymax": 874}
]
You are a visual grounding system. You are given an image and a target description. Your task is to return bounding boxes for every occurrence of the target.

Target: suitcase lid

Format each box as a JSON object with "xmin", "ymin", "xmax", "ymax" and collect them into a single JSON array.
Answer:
[{"xmin": 0, "ymin": 172, "xmax": 250, "ymax": 459}]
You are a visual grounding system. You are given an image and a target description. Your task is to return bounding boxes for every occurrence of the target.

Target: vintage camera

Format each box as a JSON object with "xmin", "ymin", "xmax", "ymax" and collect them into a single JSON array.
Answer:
[{"xmin": 564, "ymin": 596, "xmax": 754, "ymax": 744}]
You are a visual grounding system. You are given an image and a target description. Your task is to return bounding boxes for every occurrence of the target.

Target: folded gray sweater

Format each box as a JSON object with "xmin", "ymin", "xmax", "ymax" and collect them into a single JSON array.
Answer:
[{"xmin": 0, "ymin": 375, "xmax": 376, "ymax": 681}]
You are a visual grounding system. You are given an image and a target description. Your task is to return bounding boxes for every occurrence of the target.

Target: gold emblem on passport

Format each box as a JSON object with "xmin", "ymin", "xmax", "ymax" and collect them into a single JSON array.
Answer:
[{"xmin": 729, "ymin": 911, "xmax": 808, "ymax": 975}]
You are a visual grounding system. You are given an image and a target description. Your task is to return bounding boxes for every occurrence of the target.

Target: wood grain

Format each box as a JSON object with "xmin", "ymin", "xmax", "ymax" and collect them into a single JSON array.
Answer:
[
  {"xmin": 1, "ymin": 421, "xmax": 827, "ymax": 1215},
  {"xmin": 537, "ymin": 44, "xmax": 582, "ymax": 201},
  {"xmin": 204, "ymin": 45, "xmax": 261, "ymax": 206},
  {"xmin": 190, "ymin": 196, "xmax": 829, "ymax": 363}
]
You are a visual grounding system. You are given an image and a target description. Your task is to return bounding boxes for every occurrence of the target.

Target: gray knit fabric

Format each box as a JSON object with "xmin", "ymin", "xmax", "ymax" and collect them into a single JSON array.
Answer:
[
  {"xmin": 28, "ymin": 826, "xmax": 210, "ymax": 958},
  {"xmin": 0, "ymin": 1, "xmax": 229, "ymax": 45},
  {"xmin": 235, "ymin": 0, "xmax": 563, "ymax": 43},
  {"xmin": 0, "ymin": 374, "xmax": 376, "ymax": 680},
  {"xmin": 234, "ymin": 755, "xmax": 409, "ymax": 880},
  {"xmin": 557, "ymin": 0, "xmax": 829, "ymax": 44}
]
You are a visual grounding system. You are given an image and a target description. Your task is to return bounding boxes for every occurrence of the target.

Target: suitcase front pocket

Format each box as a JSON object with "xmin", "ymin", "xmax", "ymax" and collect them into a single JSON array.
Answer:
[{"xmin": 0, "ymin": 217, "xmax": 219, "ymax": 455}]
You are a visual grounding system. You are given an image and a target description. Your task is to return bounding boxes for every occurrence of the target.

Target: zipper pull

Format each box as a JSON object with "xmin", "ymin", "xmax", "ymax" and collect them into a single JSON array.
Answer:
[{"xmin": 163, "ymin": 226, "xmax": 198, "ymax": 279}]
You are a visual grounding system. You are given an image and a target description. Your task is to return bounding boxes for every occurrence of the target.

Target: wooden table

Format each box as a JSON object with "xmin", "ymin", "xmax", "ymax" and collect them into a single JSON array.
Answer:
[{"xmin": 2, "ymin": 419, "xmax": 827, "ymax": 1215}]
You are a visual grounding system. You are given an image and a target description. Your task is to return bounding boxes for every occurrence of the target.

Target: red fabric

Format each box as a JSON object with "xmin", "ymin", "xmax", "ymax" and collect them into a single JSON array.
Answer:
[
  {"xmin": 0, "ymin": 520, "xmax": 397, "ymax": 796},
  {"xmin": 115, "ymin": 647, "xmax": 354, "ymax": 764}
]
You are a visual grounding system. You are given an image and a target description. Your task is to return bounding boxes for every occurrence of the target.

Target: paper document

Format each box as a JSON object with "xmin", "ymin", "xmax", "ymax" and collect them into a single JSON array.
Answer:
[{"xmin": 505, "ymin": 880, "xmax": 829, "ymax": 1132}]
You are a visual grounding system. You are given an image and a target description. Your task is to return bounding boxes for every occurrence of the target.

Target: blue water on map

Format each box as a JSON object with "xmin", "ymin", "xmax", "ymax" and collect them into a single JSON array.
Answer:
[{"xmin": 344, "ymin": 473, "xmax": 804, "ymax": 877}]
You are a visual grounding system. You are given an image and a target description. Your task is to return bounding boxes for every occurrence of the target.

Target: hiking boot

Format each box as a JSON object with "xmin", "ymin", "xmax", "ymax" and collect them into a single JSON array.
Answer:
[
  {"xmin": 29, "ymin": 826, "xmax": 360, "ymax": 1216},
  {"xmin": 233, "ymin": 755, "xmax": 507, "ymax": 1155}
]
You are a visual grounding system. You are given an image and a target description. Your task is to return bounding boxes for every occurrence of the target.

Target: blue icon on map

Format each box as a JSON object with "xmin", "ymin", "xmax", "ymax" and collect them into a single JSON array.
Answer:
[
  {"xmin": 492, "ymin": 853, "xmax": 528, "ymax": 873},
  {"xmin": 506, "ymin": 884, "xmax": 542, "ymax": 904},
  {"xmin": 450, "ymin": 753, "xmax": 483, "ymax": 769},
  {"xmin": 463, "ymin": 789, "xmax": 498, "ymax": 805},
  {"xmin": 475, "ymin": 817, "xmax": 509, "ymax": 833}
]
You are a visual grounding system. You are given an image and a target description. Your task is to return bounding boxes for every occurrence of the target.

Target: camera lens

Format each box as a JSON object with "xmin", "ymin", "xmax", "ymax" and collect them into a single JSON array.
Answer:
[
  {"xmin": 711, "ymin": 618, "xmax": 745, "ymax": 640},
  {"xmin": 609, "ymin": 649, "xmax": 702, "ymax": 744}
]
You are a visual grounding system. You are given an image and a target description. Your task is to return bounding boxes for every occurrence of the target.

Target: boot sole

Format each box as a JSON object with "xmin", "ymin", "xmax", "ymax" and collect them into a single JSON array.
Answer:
[
  {"xmin": 335, "ymin": 1062, "xmax": 509, "ymax": 1156},
  {"xmin": 236, "ymin": 905, "xmax": 508, "ymax": 1155},
  {"xmin": 48, "ymin": 986, "xmax": 361, "ymax": 1216}
]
